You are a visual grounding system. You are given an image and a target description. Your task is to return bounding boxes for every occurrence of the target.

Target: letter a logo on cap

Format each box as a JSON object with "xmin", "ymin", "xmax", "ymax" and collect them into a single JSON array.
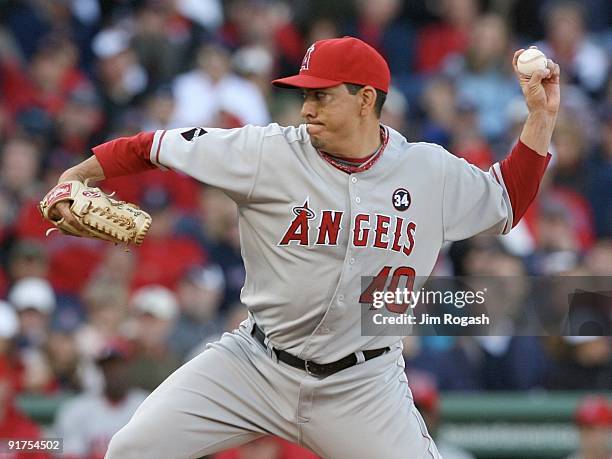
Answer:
[{"xmin": 301, "ymin": 44, "xmax": 315, "ymax": 71}]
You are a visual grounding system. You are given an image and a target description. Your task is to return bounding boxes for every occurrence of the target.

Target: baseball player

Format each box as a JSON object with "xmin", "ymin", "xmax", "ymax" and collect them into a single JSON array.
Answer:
[{"xmin": 47, "ymin": 37, "xmax": 560, "ymax": 459}]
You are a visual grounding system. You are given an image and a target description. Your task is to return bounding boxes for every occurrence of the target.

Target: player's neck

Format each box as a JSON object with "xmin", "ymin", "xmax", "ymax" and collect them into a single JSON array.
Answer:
[{"xmin": 329, "ymin": 122, "xmax": 382, "ymax": 160}]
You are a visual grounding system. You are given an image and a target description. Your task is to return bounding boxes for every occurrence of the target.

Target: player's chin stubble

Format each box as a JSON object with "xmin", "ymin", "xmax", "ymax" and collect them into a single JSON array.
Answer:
[
  {"xmin": 307, "ymin": 130, "xmax": 328, "ymax": 150},
  {"xmin": 310, "ymin": 135, "xmax": 324, "ymax": 149}
]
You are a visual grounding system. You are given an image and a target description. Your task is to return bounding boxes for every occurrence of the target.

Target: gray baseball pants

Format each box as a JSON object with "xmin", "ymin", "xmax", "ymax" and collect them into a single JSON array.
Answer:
[{"xmin": 105, "ymin": 319, "xmax": 441, "ymax": 459}]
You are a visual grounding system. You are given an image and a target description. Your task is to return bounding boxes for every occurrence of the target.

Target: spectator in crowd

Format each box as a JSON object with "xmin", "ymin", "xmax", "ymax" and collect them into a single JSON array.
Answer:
[
  {"xmin": 87, "ymin": 245, "xmax": 136, "ymax": 289},
  {"xmin": 582, "ymin": 239, "xmax": 612, "ymax": 275},
  {"xmin": 46, "ymin": 235, "xmax": 108, "ymax": 298},
  {"xmin": 125, "ymin": 285, "xmax": 181, "ymax": 392},
  {"xmin": 8, "ymin": 277, "xmax": 55, "ymax": 351},
  {"xmin": 169, "ymin": 264, "xmax": 226, "ymax": 360},
  {"xmin": 530, "ymin": 196, "xmax": 583, "ymax": 274},
  {"xmin": 6, "ymin": 241, "xmax": 49, "ymax": 283},
  {"xmin": 76, "ymin": 279, "xmax": 129, "ymax": 362},
  {"xmin": 586, "ymin": 107, "xmax": 612, "ymax": 237},
  {"xmin": 92, "ymin": 27, "xmax": 148, "ymax": 131},
  {"xmin": 220, "ymin": 0, "xmax": 296, "ymax": 55},
  {"xmin": 3, "ymin": 0, "xmax": 99, "ymax": 65},
  {"xmin": 180, "ymin": 186, "xmax": 245, "ymax": 309},
  {"xmin": 449, "ymin": 97, "xmax": 494, "ymax": 170},
  {"xmin": 171, "ymin": 43, "xmax": 270, "ymax": 127},
  {"xmin": 380, "ymin": 86, "xmax": 409, "ymax": 136},
  {"xmin": 139, "ymin": 85, "xmax": 179, "ymax": 132},
  {"xmin": 44, "ymin": 325, "xmax": 82, "ymax": 392},
  {"xmin": 444, "ymin": 13, "xmax": 519, "ymax": 140},
  {"xmin": 545, "ymin": 337, "xmax": 612, "ymax": 390},
  {"xmin": 130, "ymin": 2, "xmax": 192, "ymax": 91},
  {"xmin": 130, "ymin": 186, "xmax": 205, "ymax": 290},
  {"xmin": 52, "ymin": 84, "xmax": 104, "ymax": 159},
  {"xmin": 342, "ymin": 0, "xmax": 415, "ymax": 76},
  {"xmin": 0, "ymin": 300, "xmax": 19, "ymax": 354},
  {"xmin": 539, "ymin": 1, "xmax": 609, "ymax": 98},
  {"xmin": 565, "ymin": 396, "xmax": 612, "ymax": 459},
  {"xmin": 175, "ymin": 0, "xmax": 224, "ymax": 33},
  {"xmin": 409, "ymin": 242, "xmax": 549, "ymax": 390},
  {"xmin": 408, "ymin": 370, "xmax": 475, "ymax": 459},
  {"xmin": 0, "ymin": 137, "xmax": 42, "ymax": 206},
  {"xmin": 303, "ymin": 16, "xmax": 339, "ymax": 47},
  {"xmin": 0, "ymin": 357, "xmax": 50, "ymax": 459},
  {"xmin": 551, "ymin": 111, "xmax": 592, "ymax": 195},
  {"xmin": 0, "ymin": 301, "xmax": 21, "ymax": 387},
  {"xmin": 233, "ymin": 45, "xmax": 276, "ymax": 100},
  {"xmin": 53, "ymin": 342, "xmax": 148, "ymax": 459},
  {"xmin": 0, "ymin": 33, "xmax": 88, "ymax": 120},
  {"xmin": 415, "ymin": 0, "xmax": 480, "ymax": 73},
  {"xmin": 8, "ymin": 277, "xmax": 58, "ymax": 393},
  {"xmin": 419, "ymin": 76, "xmax": 457, "ymax": 149}
]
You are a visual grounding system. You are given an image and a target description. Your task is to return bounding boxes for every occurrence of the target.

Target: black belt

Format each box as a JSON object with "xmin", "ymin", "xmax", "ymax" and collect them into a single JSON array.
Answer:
[{"xmin": 251, "ymin": 323, "xmax": 390, "ymax": 378}]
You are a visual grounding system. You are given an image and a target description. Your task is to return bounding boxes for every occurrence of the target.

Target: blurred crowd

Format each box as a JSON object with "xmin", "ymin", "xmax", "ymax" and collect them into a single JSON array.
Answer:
[{"xmin": 0, "ymin": 0, "xmax": 610, "ymax": 458}]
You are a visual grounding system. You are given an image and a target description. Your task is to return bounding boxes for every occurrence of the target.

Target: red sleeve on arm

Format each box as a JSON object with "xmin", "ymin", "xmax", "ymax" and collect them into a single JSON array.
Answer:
[
  {"xmin": 499, "ymin": 140, "xmax": 552, "ymax": 228},
  {"xmin": 93, "ymin": 132, "xmax": 157, "ymax": 178}
]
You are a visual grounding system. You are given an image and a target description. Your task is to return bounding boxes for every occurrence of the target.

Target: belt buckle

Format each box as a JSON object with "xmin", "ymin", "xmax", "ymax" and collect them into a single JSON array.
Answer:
[{"xmin": 304, "ymin": 360, "xmax": 328, "ymax": 378}]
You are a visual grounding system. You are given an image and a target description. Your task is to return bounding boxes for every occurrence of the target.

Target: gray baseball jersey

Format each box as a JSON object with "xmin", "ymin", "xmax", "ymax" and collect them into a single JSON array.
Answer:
[
  {"xmin": 149, "ymin": 123, "xmax": 511, "ymax": 362},
  {"xmin": 106, "ymin": 123, "xmax": 512, "ymax": 459}
]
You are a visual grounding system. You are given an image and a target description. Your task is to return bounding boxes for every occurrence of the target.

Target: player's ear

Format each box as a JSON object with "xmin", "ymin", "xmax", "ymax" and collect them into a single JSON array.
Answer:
[{"xmin": 359, "ymin": 86, "xmax": 377, "ymax": 116}]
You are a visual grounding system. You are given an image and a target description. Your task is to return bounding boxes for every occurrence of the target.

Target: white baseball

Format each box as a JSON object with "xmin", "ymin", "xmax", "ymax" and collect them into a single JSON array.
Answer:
[{"xmin": 517, "ymin": 48, "xmax": 548, "ymax": 76}]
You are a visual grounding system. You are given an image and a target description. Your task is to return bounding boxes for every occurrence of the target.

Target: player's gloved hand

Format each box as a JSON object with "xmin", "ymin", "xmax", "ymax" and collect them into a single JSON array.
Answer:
[{"xmin": 39, "ymin": 181, "xmax": 152, "ymax": 245}]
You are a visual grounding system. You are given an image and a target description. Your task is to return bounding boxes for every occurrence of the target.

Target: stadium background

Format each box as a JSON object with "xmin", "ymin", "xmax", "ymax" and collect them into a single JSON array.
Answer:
[{"xmin": 0, "ymin": 0, "xmax": 610, "ymax": 458}]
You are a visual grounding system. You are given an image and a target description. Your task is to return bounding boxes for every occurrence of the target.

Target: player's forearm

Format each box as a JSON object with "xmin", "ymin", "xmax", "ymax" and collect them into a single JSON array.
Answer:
[
  {"xmin": 59, "ymin": 155, "xmax": 105, "ymax": 183},
  {"xmin": 59, "ymin": 132, "xmax": 157, "ymax": 183},
  {"xmin": 518, "ymin": 110, "xmax": 557, "ymax": 156},
  {"xmin": 93, "ymin": 132, "xmax": 157, "ymax": 178}
]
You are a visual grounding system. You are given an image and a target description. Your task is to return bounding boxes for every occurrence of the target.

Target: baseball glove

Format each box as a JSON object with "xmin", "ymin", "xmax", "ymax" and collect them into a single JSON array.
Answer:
[{"xmin": 39, "ymin": 181, "xmax": 152, "ymax": 245}]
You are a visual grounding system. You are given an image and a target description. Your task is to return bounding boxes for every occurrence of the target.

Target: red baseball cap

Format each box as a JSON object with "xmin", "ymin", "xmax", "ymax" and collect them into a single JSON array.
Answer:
[{"xmin": 272, "ymin": 36, "xmax": 390, "ymax": 93}]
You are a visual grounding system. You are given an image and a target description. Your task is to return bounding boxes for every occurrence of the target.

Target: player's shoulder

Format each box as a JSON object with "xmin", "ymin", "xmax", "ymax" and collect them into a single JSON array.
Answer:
[
  {"xmin": 258, "ymin": 123, "xmax": 309, "ymax": 143},
  {"xmin": 405, "ymin": 141, "xmax": 448, "ymax": 157},
  {"xmin": 225, "ymin": 123, "xmax": 306, "ymax": 143},
  {"xmin": 385, "ymin": 127, "xmax": 450, "ymax": 163}
]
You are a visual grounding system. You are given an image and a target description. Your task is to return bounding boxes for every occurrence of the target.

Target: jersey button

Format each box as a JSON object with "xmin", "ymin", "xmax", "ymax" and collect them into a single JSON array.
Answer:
[
  {"xmin": 351, "ymin": 177, "xmax": 357, "ymax": 183},
  {"xmin": 338, "ymin": 294, "xmax": 345, "ymax": 302},
  {"xmin": 355, "ymin": 197, "xmax": 361, "ymax": 203},
  {"xmin": 349, "ymin": 258, "xmax": 355, "ymax": 265}
]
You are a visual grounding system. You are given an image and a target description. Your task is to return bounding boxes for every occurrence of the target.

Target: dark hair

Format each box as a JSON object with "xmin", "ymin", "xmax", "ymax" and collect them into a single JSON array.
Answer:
[{"xmin": 344, "ymin": 84, "xmax": 387, "ymax": 118}]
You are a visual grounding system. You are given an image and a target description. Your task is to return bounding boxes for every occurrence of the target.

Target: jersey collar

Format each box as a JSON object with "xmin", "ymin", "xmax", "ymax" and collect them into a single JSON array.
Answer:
[{"xmin": 316, "ymin": 126, "xmax": 389, "ymax": 174}]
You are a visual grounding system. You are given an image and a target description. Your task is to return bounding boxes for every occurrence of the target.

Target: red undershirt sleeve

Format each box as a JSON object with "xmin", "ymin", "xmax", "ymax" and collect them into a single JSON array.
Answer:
[
  {"xmin": 499, "ymin": 140, "xmax": 552, "ymax": 228},
  {"xmin": 93, "ymin": 132, "xmax": 157, "ymax": 178}
]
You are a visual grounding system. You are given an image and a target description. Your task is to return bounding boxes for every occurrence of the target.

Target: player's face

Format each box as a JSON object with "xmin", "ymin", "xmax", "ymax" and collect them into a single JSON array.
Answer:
[{"xmin": 300, "ymin": 85, "xmax": 363, "ymax": 151}]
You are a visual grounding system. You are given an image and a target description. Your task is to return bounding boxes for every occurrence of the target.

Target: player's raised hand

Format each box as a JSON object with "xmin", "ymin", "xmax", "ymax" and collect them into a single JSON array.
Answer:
[{"xmin": 513, "ymin": 47, "xmax": 560, "ymax": 116}]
